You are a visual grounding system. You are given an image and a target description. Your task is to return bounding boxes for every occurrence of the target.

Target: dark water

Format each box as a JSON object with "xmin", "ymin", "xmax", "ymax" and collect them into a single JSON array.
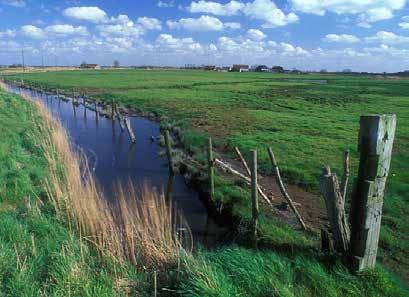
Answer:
[{"xmin": 4, "ymin": 84, "xmax": 227, "ymax": 246}]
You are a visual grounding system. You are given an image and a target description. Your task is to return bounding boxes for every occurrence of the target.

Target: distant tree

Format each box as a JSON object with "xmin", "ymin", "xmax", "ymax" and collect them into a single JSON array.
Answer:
[
  {"xmin": 343, "ymin": 69, "xmax": 352, "ymax": 73},
  {"xmin": 320, "ymin": 69, "xmax": 327, "ymax": 73},
  {"xmin": 272, "ymin": 65, "xmax": 284, "ymax": 73},
  {"xmin": 113, "ymin": 60, "xmax": 120, "ymax": 68},
  {"xmin": 255, "ymin": 65, "xmax": 268, "ymax": 72},
  {"xmin": 80, "ymin": 61, "xmax": 88, "ymax": 68}
]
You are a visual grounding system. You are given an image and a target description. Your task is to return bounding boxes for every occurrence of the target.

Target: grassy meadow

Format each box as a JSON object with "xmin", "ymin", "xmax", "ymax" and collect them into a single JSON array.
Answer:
[{"xmin": 1, "ymin": 69, "xmax": 408, "ymax": 294}]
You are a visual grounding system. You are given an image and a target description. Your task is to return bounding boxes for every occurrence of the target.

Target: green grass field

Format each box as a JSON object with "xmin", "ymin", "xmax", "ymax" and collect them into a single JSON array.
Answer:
[
  {"xmin": 0, "ymin": 79, "xmax": 408, "ymax": 296},
  {"xmin": 2, "ymin": 69, "xmax": 408, "ymax": 280}
]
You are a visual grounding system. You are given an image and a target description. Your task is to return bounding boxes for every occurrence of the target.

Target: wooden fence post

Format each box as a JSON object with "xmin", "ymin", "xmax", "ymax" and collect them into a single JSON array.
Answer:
[
  {"xmin": 83, "ymin": 97, "xmax": 87, "ymax": 118},
  {"xmin": 319, "ymin": 166, "xmax": 350, "ymax": 252},
  {"xmin": 111, "ymin": 100, "xmax": 115, "ymax": 120},
  {"xmin": 341, "ymin": 150, "xmax": 350, "ymax": 199},
  {"xmin": 207, "ymin": 138, "xmax": 215, "ymax": 198},
  {"xmin": 268, "ymin": 148, "xmax": 307, "ymax": 230},
  {"xmin": 94, "ymin": 101, "xmax": 99, "ymax": 122},
  {"xmin": 165, "ymin": 130, "xmax": 174, "ymax": 174},
  {"xmin": 124, "ymin": 117, "xmax": 136, "ymax": 143},
  {"xmin": 250, "ymin": 150, "xmax": 259, "ymax": 248},
  {"xmin": 115, "ymin": 105, "xmax": 126, "ymax": 132},
  {"xmin": 349, "ymin": 114, "xmax": 396, "ymax": 271}
]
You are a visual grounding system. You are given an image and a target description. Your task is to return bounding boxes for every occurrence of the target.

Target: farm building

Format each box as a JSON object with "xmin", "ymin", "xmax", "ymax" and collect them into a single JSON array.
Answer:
[
  {"xmin": 231, "ymin": 64, "xmax": 249, "ymax": 72},
  {"xmin": 80, "ymin": 63, "xmax": 101, "ymax": 70}
]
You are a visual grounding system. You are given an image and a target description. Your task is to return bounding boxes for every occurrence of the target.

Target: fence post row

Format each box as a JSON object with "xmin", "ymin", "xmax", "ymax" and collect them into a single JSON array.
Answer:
[{"xmin": 349, "ymin": 114, "xmax": 396, "ymax": 271}]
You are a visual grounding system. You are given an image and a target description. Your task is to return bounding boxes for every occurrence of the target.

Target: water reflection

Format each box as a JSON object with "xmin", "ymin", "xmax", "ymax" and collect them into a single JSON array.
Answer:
[{"xmin": 3, "ymin": 83, "xmax": 228, "ymax": 247}]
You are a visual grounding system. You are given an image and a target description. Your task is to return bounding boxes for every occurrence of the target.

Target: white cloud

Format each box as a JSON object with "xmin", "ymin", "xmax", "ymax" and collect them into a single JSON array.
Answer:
[
  {"xmin": 242, "ymin": 0, "xmax": 299, "ymax": 28},
  {"xmin": 157, "ymin": 1, "xmax": 175, "ymax": 8},
  {"xmin": 399, "ymin": 16, "xmax": 409, "ymax": 29},
  {"xmin": 188, "ymin": 1, "xmax": 244, "ymax": 16},
  {"xmin": 0, "ymin": 0, "xmax": 25, "ymax": 8},
  {"xmin": 137, "ymin": 17, "xmax": 162, "ymax": 30},
  {"xmin": 365, "ymin": 31, "xmax": 409, "ymax": 44},
  {"xmin": 97, "ymin": 23, "xmax": 144, "ymax": 38},
  {"xmin": 96, "ymin": 15, "xmax": 161, "ymax": 38},
  {"xmin": 224, "ymin": 22, "xmax": 241, "ymax": 29},
  {"xmin": 21, "ymin": 25, "xmax": 45, "ymax": 39},
  {"xmin": 155, "ymin": 34, "xmax": 203, "ymax": 53},
  {"xmin": 0, "ymin": 29, "xmax": 16, "ymax": 38},
  {"xmin": 324, "ymin": 34, "xmax": 360, "ymax": 43},
  {"xmin": 188, "ymin": 0, "xmax": 298, "ymax": 28},
  {"xmin": 247, "ymin": 29, "xmax": 266, "ymax": 41},
  {"xmin": 167, "ymin": 15, "xmax": 239, "ymax": 31},
  {"xmin": 290, "ymin": 0, "xmax": 406, "ymax": 26},
  {"xmin": 45, "ymin": 24, "xmax": 89, "ymax": 37},
  {"xmin": 63, "ymin": 6, "xmax": 108, "ymax": 23}
]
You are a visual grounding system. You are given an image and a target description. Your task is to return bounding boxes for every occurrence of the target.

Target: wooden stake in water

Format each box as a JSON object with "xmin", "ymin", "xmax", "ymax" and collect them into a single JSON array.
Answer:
[
  {"xmin": 164, "ymin": 130, "xmax": 174, "ymax": 174},
  {"xmin": 250, "ymin": 150, "xmax": 259, "ymax": 248},
  {"xmin": 124, "ymin": 117, "xmax": 136, "ymax": 143},
  {"xmin": 207, "ymin": 138, "xmax": 215, "ymax": 199},
  {"xmin": 349, "ymin": 114, "xmax": 396, "ymax": 271},
  {"xmin": 83, "ymin": 97, "xmax": 87, "ymax": 118},
  {"xmin": 94, "ymin": 101, "xmax": 99, "ymax": 123},
  {"xmin": 111, "ymin": 100, "xmax": 115, "ymax": 120}
]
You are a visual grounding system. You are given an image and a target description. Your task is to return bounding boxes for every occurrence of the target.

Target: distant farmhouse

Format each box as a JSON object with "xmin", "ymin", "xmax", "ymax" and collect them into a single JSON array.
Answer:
[
  {"xmin": 80, "ymin": 63, "xmax": 101, "ymax": 70},
  {"xmin": 231, "ymin": 64, "xmax": 249, "ymax": 72}
]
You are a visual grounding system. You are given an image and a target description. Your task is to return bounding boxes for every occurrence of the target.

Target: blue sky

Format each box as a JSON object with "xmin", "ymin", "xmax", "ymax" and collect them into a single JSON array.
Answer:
[{"xmin": 0, "ymin": 0, "xmax": 409, "ymax": 72}]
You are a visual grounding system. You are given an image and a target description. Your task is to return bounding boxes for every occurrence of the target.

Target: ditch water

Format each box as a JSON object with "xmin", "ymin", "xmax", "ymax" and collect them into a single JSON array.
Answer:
[{"xmin": 3, "ymin": 83, "xmax": 228, "ymax": 247}]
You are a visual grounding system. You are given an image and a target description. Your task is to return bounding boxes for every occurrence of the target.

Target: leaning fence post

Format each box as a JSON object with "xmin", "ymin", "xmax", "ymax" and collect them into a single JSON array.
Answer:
[
  {"xmin": 111, "ymin": 99, "xmax": 115, "ymax": 120},
  {"xmin": 164, "ymin": 130, "xmax": 174, "ymax": 174},
  {"xmin": 349, "ymin": 114, "xmax": 396, "ymax": 271},
  {"xmin": 207, "ymin": 138, "xmax": 215, "ymax": 198},
  {"xmin": 250, "ymin": 150, "xmax": 259, "ymax": 248},
  {"xmin": 124, "ymin": 117, "xmax": 136, "ymax": 143}
]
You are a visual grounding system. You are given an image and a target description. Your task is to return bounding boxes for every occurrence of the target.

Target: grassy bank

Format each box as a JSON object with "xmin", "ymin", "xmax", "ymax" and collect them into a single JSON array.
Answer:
[
  {"xmin": 0, "ymin": 79, "xmax": 408, "ymax": 295},
  {"xmin": 3, "ymin": 70, "xmax": 407, "ymax": 278}
]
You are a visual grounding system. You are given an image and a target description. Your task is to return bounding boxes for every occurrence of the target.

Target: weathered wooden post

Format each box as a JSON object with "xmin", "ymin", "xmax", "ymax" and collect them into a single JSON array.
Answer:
[
  {"xmin": 83, "ymin": 97, "xmax": 87, "ymax": 118},
  {"xmin": 207, "ymin": 138, "xmax": 215, "ymax": 199},
  {"xmin": 268, "ymin": 148, "xmax": 307, "ymax": 230},
  {"xmin": 115, "ymin": 105, "xmax": 126, "ymax": 132},
  {"xmin": 72, "ymin": 98, "xmax": 76, "ymax": 118},
  {"xmin": 111, "ymin": 100, "xmax": 115, "ymax": 120},
  {"xmin": 94, "ymin": 101, "xmax": 99, "ymax": 123},
  {"xmin": 164, "ymin": 130, "xmax": 174, "ymax": 174},
  {"xmin": 341, "ymin": 150, "xmax": 350, "ymax": 199},
  {"xmin": 250, "ymin": 150, "xmax": 259, "ymax": 248},
  {"xmin": 349, "ymin": 114, "xmax": 396, "ymax": 271},
  {"xmin": 124, "ymin": 117, "xmax": 136, "ymax": 143},
  {"xmin": 319, "ymin": 166, "xmax": 350, "ymax": 252}
]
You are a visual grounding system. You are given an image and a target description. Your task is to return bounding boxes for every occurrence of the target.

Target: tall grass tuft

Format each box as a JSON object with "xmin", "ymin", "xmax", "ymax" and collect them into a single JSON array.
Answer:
[{"xmin": 22, "ymin": 91, "xmax": 189, "ymax": 270}]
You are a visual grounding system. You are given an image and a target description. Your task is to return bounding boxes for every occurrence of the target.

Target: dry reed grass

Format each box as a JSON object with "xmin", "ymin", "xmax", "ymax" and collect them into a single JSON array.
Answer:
[{"xmin": 9, "ymin": 85, "xmax": 190, "ymax": 270}]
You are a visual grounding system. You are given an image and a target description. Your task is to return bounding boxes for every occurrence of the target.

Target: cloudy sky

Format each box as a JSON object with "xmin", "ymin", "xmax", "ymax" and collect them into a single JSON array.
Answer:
[{"xmin": 0, "ymin": 0, "xmax": 409, "ymax": 72}]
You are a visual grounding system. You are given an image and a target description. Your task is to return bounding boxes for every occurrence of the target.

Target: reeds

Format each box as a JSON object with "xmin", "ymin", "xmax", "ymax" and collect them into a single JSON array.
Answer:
[{"xmin": 24, "ymin": 92, "xmax": 190, "ymax": 270}]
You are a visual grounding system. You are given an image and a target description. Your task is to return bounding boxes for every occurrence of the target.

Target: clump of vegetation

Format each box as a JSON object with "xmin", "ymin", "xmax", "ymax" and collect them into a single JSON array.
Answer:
[{"xmin": 180, "ymin": 247, "xmax": 407, "ymax": 297}]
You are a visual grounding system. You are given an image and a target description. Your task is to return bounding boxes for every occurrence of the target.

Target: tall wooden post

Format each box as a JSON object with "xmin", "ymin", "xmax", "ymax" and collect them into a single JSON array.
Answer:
[
  {"xmin": 94, "ymin": 101, "xmax": 99, "ymax": 123},
  {"xmin": 349, "ymin": 114, "xmax": 396, "ymax": 271},
  {"xmin": 111, "ymin": 100, "xmax": 115, "ymax": 120},
  {"xmin": 250, "ymin": 150, "xmax": 259, "ymax": 248},
  {"xmin": 83, "ymin": 97, "xmax": 87, "ymax": 118},
  {"xmin": 207, "ymin": 138, "xmax": 215, "ymax": 199},
  {"xmin": 164, "ymin": 130, "xmax": 174, "ymax": 174}
]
